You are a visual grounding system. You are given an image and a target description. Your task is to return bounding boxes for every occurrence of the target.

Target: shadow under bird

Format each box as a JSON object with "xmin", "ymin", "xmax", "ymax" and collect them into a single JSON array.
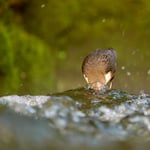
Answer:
[{"xmin": 82, "ymin": 48, "xmax": 117, "ymax": 91}]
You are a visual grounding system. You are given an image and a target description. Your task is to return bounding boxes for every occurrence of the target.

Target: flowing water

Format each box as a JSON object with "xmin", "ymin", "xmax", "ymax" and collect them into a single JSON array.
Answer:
[{"xmin": 0, "ymin": 88, "xmax": 150, "ymax": 150}]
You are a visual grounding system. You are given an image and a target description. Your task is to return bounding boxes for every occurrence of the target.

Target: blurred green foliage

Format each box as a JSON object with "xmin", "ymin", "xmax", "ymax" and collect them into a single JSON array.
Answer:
[
  {"xmin": 22, "ymin": 0, "xmax": 149, "ymax": 48},
  {"xmin": 0, "ymin": 0, "xmax": 56, "ymax": 95},
  {"xmin": 0, "ymin": 22, "xmax": 54, "ymax": 95},
  {"xmin": 0, "ymin": 0, "xmax": 149, "ymax": 94}
]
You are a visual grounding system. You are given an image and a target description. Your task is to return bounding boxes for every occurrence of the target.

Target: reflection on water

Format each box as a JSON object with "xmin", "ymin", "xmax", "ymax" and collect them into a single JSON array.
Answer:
[{"xmin": 0, "ymin": 88, "xmax": 150, "ymax": 150}]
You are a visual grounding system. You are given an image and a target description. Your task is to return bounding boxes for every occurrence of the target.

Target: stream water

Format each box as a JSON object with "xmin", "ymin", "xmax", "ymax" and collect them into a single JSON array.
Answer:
[{"xmin": 0, "ymin": 88, "xmax": 150, "ymax": 150}]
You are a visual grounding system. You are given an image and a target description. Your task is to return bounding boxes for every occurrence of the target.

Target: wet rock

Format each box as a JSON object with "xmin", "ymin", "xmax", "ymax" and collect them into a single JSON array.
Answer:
[{"xmin": 0, "ymin": 88, "xmax": 150, "ymax": 150}]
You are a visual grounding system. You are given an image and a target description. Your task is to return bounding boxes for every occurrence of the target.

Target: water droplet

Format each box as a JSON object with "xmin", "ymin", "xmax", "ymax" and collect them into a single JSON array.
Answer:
[
  {"xmin": 102, "ymin": 18, "xmax": 106, "ymax": 23},
  {"xmin": 41, "ymin": 4, "xmax": 45, "ymax": 8},
  {"xmin": 121, "ymin": 66, "xmax": 125, "ymax": 70},
  {"xmin": 126, "ymin": 72, "xmax": 131, "ymax": 76},
  {"xmin": 147, "ymin": 69, "xmax": 150, "ymax": 75}
]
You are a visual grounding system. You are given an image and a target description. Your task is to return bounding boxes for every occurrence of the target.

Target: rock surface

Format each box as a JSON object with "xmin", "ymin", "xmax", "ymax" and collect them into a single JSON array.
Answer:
[{"xmin": 0, "ymin": 88, "xmax": 150, "ymax": 150}]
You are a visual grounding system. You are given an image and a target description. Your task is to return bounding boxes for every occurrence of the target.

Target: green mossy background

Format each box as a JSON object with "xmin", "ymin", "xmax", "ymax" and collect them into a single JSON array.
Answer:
[
  {"xmin": 0, "ymin": 0, "xmax": 149, "ymax": 95},
  {"xmin": 0, "ymin": 23, "xmax": 55, "ymax": 95}
]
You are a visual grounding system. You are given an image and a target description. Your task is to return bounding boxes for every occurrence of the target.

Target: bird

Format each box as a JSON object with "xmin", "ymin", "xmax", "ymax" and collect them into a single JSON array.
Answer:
[{"xmin": 82, "ymin": 48, "xmax": 116, "ymax": 91}]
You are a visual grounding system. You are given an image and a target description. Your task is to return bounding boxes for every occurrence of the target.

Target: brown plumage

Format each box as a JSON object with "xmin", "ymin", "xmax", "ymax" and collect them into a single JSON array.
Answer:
[{"xmin": 82, "ymin": 48, "xmax": 116, "ymax": 91}]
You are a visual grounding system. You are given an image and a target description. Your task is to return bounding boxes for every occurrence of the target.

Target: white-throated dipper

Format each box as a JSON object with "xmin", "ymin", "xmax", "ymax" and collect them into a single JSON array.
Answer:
[{"xmin": 82, "ymin": 48, "xmax": 116, "ymax": 91}]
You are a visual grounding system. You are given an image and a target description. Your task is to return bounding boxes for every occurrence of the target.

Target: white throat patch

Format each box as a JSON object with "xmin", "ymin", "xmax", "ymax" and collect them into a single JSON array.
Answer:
[
  {"xmin": 83, "ymin": 74, "xmax": 89, "ymax": 83},
  {"xmin": 105, "ymin": 71, "xmax": 112, "ymax": 84}
]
